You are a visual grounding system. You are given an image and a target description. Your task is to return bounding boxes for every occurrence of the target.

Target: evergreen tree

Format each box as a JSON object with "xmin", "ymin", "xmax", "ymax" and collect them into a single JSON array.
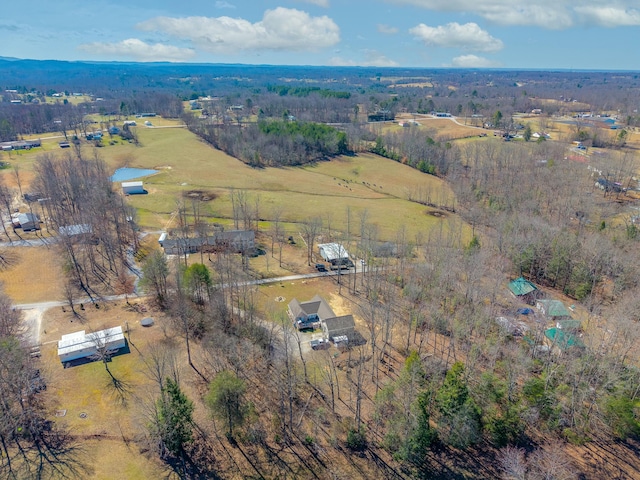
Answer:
[
  {"xmin": 157, "ymin": 378, "xmax": 194, "ymax": 458},
  {"xmin": 206, "ymin": 370, "xmax": 247, "ymax": 438}
]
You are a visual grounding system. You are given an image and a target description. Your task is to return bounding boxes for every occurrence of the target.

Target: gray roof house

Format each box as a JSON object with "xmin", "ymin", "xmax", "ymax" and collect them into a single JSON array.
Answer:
[
  {"xmin": 159, "ymin": 230, "xmax": 255, "ymax": 255},
  {"xmin": 322, "ymin": 315, "xmax": 355, "ymax": 341},
  {"xmin": 288, "ymin": 295, "xmax": 336, "ymax": 329},
  {"xmin": 16, "ymin": 212, "xmax": 40, "ymax": 231},
  {"xmin": 288, "ymin": 295, "xmax": 357, "ymax": 341}
]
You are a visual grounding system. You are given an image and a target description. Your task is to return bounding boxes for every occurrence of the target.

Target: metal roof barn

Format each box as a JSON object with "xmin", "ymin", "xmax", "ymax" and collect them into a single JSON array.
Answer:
[
  {"xmin": 318, "ymin": 243, "xmax": 349, "ymax": 262},
  {"xmin": 57, "ymin": 326, "xmax": 125, "ymax": 363}
]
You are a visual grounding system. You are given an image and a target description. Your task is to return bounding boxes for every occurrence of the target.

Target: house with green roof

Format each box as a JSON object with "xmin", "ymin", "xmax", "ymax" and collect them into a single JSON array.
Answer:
[
  {"xmin": 507, "ymin": 277, "xmax": 539, "ymax": 304},
  {"xmin": 536, "ymin": 299, "xmax": 572, "ymax": 319},
  {"xmin": 545, "ymin": 327, "xmax": 585, "ymax": 352},
  {"xmin": 556, "ymin": 319, "xmax": 582, "ymax": 332}
]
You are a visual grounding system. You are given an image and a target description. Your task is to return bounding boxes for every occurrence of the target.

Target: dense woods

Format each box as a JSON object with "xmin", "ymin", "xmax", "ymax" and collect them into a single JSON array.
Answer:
[{"xmin": 186, "ymin": 118, "xmax": 348, "ymax": 167}]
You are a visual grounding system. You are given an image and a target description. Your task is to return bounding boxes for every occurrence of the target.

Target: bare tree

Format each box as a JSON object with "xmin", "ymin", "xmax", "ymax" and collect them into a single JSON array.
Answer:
[{"xmin": 301, "ymin": 216, "xmax": 322, "ymax": 266}]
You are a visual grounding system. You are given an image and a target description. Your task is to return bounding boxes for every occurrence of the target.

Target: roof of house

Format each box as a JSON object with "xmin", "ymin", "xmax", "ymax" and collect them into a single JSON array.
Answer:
[
  {"xmin": 508, "ymin": 277, "xmax": 538, "ymax": 296},
  {"xmin": 323, "ymin": 315, "xmax": 355, "ymax": 334},
  {"xmin": 159, "ymin": 230, "xmax": 255, "ymax": 251},
  {"xmin": 557, "ymin": 319, "xmax": 581, "ymax": 331},
  {"xmin": 288, "ymin": 295, "xmax": 335, "ymax": 320},
  {"xmin": 545, "ymin": 327, "xmax": 584, "ymax": 350},
  {"xmin": 57, "ymin": 326, "xmax": 125, "ymax": 357},
  {"xmin": 17, "ymin": 212, "xmax": 39, "ymax": 225},
  {"xmin": 122, "ymin": 181, "xmax": 143, "ymax": 188},
  {"xmin": 59, "ymin": 224, "xmax": 92, "ymax": 236},
  {"xmin": 537, "ymin": 299, "xmax": 572, "ymax": 317},
  {"xmin": 318, "ymin": 243, "xmax": 349, "ymax": 261}
]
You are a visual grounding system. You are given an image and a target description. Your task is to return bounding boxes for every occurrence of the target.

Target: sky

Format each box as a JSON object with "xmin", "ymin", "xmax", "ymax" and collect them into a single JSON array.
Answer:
[{"xmin": 2, "ymin": 0, "xmax": 640, "ymax": 69}]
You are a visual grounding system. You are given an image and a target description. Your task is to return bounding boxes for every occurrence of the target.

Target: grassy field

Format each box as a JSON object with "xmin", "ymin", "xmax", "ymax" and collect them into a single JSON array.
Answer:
[
  {"xmin": 2, "ymin": 125, "xmax": 465, "ymax": 242},
  {"xmin": 40, "ymin": 303, "xmax": 179, "ymax": 479},
  {"xmin": 0, "ymin": 246, "xmax": 63, "ymax": 303}
]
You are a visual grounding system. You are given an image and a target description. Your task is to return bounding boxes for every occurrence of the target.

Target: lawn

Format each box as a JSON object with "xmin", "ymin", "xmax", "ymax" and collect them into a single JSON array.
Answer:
[
  {"xmin": 40, "ymin": 303, "xmax": 181, "ymax": 479},
  {"xmin": 0, "ymin": 246, "xmax": 63, "ymax": 303},
  {"xmin": 1, "ymin": 122, "xmax": 468, "ymax": 243}
]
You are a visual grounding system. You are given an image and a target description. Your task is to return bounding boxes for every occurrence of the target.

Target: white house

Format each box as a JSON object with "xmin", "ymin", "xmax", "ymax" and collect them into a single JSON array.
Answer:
[
  {"xmin": 122, "ymin": 181, "xmax": 144, "ymax": 195},
  {"xmin": 57, "ymin": 326, "xmax": 126, "ymax": 363}
]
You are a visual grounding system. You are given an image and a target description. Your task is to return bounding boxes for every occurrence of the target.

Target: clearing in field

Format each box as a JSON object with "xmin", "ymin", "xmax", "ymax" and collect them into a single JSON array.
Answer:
[{"xmin": 0, "ymin": 247, "xmax": 63, "ymax": 303}]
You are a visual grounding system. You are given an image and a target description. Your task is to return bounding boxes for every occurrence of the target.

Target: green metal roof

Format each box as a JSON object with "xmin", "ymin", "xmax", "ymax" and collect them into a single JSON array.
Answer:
[
  {"xmin": 538, "ymin": 299, "xmax": 571, "ymax": 317},
  {"xmin": 508, "ymin": 277, "xmax": 538, "ymax": 296},
  {"xmin": 557, "ymin": 319, "xmax": 581, "ymax": 331},
  {"xmin": 545, "ymin": 327, "xmax": 585, "ymax": 350}
]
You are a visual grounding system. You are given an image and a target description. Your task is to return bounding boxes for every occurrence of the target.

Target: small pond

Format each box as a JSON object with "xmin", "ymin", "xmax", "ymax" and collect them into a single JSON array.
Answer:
[{"xmin": 111, "ymin": 167, "xmax": 158, "ymax": 182}]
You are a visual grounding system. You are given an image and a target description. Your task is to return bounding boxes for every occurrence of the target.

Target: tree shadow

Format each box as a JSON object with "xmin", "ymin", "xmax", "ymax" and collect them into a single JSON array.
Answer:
[{"xmin": 105, "ymin": 373, "xmax": 133, "ymax": 407}]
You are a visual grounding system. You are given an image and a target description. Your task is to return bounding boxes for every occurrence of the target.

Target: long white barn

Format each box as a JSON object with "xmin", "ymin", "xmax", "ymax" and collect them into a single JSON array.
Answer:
[{"xmin": 57, "ymin": 326, "xmax": 126, "ymax": 363}]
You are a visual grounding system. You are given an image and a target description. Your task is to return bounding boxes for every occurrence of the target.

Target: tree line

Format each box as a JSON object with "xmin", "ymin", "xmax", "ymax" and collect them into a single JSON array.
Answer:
[{"xmin": 186, "ymin": 118, "xmax": 348, "ymax": 167}]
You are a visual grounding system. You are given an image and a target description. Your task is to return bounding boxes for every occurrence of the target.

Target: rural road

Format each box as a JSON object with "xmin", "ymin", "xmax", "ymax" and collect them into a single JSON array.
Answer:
[
  {"xmin": 32, "ymin": 124, "xmax": 187, "ymax": 141},
  {"xmin": 15, "ymin": 265, "xmax": 365, "ymax": 345}
]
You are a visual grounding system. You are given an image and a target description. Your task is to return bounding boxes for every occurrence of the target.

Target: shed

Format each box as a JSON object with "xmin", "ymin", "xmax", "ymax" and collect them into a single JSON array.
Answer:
[
  {"xmin": 545, "ymin": 327, "xmax": 585, "ymax": 352},
  {"xmin": 556, "ymin": 319, "xmax": 581, "ymax": 331},
  {"xmin": 322, "ymin": 315, "xmax": 355, "ymax": 341},
  {"xmin": 122, "ymin": 181, "xmax": 144, "ymax": 195},
  {"xmin": 536, "ymin": 299, "xmax": 572, "ymax": 319},
  {"xmin": 508, "ymin": 277, "xmax": 539, "ymax": 304},
  {"xmin": 57, "ymin": 326, "xmax": 126, "ymax": 363},
  {"xmin": 17, "ymin": 212, "xmax": 40, "ymax": 231}
]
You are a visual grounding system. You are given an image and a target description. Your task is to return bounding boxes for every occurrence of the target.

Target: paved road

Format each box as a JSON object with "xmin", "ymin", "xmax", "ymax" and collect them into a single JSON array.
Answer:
[{"xmin": 15, "ymin": 266, "xmax": 364, "ymax": 345}]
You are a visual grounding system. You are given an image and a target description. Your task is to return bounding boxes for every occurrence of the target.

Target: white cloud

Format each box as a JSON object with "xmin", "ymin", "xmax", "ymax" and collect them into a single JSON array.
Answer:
[
  {"xmin": 138, "ymin": 8, "xmax": 339, "ymax": 53},
  {"xmin": 215, "ymin": 1, "xmax": 236, "ymax": 9},
  {"xmin": 410, "ymin": 22, "xmax": 503, "ymax": 52},
  {"xmin": 450, "ymin": 54, "xmax": 501, "ymax": 68},
  {"xmin": 575, "ymin": 6, "xmax": 640, "ymax": 27},
  {"xmin": 377, "ymin": 24, "xmax": 399, "ymax": 34},
  {"xmin": 297, "ymin": 0, "xmax": 330, "ymax": 6},
  {"xmin": 78, "ymin": 38, "xmax": 195, "ymax": 61},
  {"xmin": 329, "ymin": 51, "xmax": 399, "ymax": 67},
  {"xmin": 388, "ymin": 1, "xmax": 640, "ymax": 28}
]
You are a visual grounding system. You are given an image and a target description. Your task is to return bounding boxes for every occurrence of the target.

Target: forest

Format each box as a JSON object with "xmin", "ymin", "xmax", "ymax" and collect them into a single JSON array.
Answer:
[{"xmin": 0, "ymin": 60, "xmax": 639, "ymax": 479}]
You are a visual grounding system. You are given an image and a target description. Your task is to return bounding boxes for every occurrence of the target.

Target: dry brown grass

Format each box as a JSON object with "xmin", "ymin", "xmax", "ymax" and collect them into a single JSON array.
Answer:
[
  {"xmin": 0, "ymin": 247, "xmax": 63, "ymax": 303},
  {"xmin": 40, "ymin": 301, "xmax": 179, "ymax": 479}
]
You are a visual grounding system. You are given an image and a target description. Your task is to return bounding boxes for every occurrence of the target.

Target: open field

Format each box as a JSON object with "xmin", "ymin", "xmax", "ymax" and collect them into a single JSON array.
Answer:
[
  {"xmin": 1, "ymin": 126, "xmax": 466, "ymax": 242},
  {"xmin": 0, "ymin": 246, "xmax": 63, "ymax": 303}
]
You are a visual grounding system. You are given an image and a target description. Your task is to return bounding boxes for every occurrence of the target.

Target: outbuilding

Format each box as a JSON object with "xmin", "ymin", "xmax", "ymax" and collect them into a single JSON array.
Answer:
[
  {"xmin": 57, "ymin": 326, "xmax": 126, "ymax": 363},
  {"xmin": 536, "ymin": 299, "xmax": 572, "ymax": 320},
  {"xmin": 16, "ymin": 212, "xmax": 40, "ymax": 231},
  {"xmin": 122, "ymin": 181, "xmax": 144, "ymax": 195},
  {"xmin": 318, "ymin": 243, "xmax": 352, "ymax": 268},
  {"xmin": 507, "ymin": 277, "xmax": 539, "ymax": 305}
]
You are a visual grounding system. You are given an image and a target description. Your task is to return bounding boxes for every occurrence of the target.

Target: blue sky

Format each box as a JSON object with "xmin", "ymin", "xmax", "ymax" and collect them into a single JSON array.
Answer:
[{"xmin": 2, "ymin": 0, "xmax": 640, "ymax": 69}]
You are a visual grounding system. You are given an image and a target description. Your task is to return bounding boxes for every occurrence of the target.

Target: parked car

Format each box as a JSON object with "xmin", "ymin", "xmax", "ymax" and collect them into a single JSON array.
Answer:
[
  {"xmin": 315, "ymin": 263, "xmax": 327, "ymax": 272},
  {"xmin": 310, "ymin": 339, "xmax": 327, "ymax": 350}
]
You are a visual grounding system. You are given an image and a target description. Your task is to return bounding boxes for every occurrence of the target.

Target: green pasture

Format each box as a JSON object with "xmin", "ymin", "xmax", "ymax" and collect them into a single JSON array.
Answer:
[{"xmin": 2, "ymin": 125, "xmax": 468, "ymax": 242}]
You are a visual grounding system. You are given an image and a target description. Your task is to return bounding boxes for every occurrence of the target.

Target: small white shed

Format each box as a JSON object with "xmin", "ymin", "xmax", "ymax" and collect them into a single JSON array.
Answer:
[{"xmin": 122, "ymin": 181, "xmax": 144, "ymax": 195}]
